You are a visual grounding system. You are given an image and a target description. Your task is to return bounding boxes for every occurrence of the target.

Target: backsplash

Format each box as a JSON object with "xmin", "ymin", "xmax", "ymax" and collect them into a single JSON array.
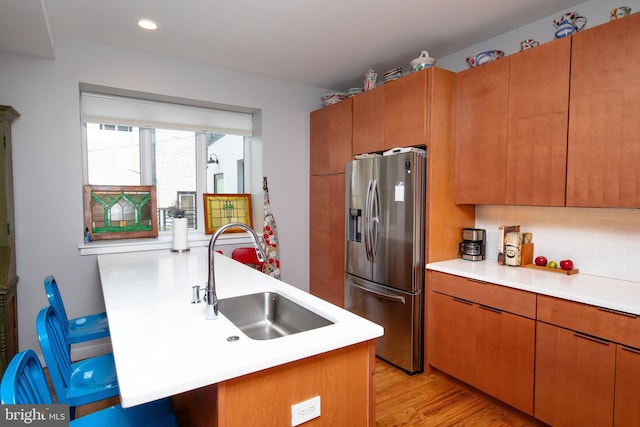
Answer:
[{"xmin": 475, "ymin": 205, "xmax": 640, "ymax": 283}]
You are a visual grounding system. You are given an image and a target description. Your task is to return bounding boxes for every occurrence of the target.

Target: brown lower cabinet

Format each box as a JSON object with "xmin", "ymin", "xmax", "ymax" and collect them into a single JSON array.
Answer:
[
  {"xmin": 536, "ymin": 295, "xmax": 640, "ymax": 427},
  {"xmin": 534, "ymin": 322, "xmax": 616, "ymax": 427},
  {"xmin": 428, "ymin": 272, "xmax": 640, "ymax": 426},
  {"xmin": 428, "ymin": 271, "xmax": 535, "ymax": 415},
  {"xmin": 615, "ymin": 344, "xmax": 640, "ymax": 426}
]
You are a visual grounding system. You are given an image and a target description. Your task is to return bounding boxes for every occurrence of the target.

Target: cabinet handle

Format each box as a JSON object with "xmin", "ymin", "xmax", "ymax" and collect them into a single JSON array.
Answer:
[
  {"xmin": 452, "ymin": 297, "xmax": 473, "ymax": 305},
  {"xmin": 574, "ymin": 332, "xmax": 610, "ymax": 346},
  {"xmin": 597, "ymin": 307, "xmax": 637, "ymax": 319},
  {"xmin": 479, "ymin": 305, "xmax": 502, "ymax": 314},
  {"xmin": 465, "ymin": 278, "xmax": 488, "ymax": 285},
  {"xmin": 621, "ymin": 345, "xmax": 640, "ymax": 355}
]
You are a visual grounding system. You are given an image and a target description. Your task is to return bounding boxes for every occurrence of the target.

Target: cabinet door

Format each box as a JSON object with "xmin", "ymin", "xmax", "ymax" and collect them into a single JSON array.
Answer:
[
  {"xmin": 310, "ymin": 99, "xmax": 353, "ymax": 175},
  {"xmin": 352, "ymin": 87, "xmax": 385, "ymax": 155},
  {"xmin": 384, "ymin": 70, "xmax": 428, "ymax": 149},
  {"xmin": 429, "ymin": 291, "xmax": 476, "ymax": 385},
  {"xmin": 506, "ymin": 37, "xmax": 570, "ymax": 206},
  {"xmin": 475, "ymin": 305, "xmax": 535, "ymax": 415},
  {"xmin": 309, "ymin": 174, "xmax": 345, "ymax": 307},
  {"xmin": 614, "ymin": 345, "xmax": 640, "ymax": 427},
  {"xmin": 535, "ymin": 322, "xmax": 615, "ymax": 427},
  {"xmin": 567, "ymin": 13, "xmax": 640, "ymax": 207},
  {"xmin": 455, "ymin": 59, "xmax": 509, "ymax": 204}
]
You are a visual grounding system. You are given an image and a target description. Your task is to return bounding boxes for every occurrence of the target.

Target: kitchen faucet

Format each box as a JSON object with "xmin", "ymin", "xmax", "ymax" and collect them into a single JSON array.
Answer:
[{"xmin": 204, "ymin": 222, "xmax": 267, "ymax": 320}]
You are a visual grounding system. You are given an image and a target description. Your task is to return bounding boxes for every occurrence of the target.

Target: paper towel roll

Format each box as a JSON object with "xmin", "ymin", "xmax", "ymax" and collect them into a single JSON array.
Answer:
[{"xmin": 172, "ymin": 217, "xmax": 189, "ymax": 252}]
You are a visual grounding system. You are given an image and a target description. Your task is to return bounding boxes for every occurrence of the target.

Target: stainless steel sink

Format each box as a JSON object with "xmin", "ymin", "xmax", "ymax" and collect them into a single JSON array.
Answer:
[{"xmin": 218, "ymin": 291, "xmax": 333, "ymax": 340}]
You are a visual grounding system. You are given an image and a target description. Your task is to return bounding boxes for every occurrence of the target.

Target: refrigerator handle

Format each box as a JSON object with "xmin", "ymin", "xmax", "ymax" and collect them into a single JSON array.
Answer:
[
  {"xmin": 370, "ymin": 179, "xmax": 380, "ymax": 263},
  {"xmin": 364, "ymin": 180, "xmax": 374, "ymax": 261},
  {"xmin": 348, "ymin": 280, "xmax": 406, "ymax": 304}
]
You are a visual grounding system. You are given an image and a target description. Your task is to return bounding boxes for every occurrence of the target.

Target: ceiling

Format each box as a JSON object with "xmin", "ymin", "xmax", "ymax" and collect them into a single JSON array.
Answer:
[{"xmin": 1, "ymin": 0, "xmax": 585, "ymax": 90}]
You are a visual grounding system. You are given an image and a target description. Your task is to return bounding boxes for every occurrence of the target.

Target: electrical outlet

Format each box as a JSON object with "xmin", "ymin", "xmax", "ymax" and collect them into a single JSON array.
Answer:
[{"xmin": 291, "ymin": 396, "xmax": 321, "ymax": 426}]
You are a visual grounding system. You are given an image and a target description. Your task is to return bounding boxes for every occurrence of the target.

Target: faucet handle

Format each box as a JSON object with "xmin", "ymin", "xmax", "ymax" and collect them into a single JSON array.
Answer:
[{"xmin": 191, "ymin": 285, "xmax": 202, "ymax": 304}]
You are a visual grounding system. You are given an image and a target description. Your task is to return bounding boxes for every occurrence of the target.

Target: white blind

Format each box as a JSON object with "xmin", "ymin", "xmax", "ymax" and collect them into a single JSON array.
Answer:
[{"xmin": 81, "ymin": 92, "xmax": 253, "ymax": 136}]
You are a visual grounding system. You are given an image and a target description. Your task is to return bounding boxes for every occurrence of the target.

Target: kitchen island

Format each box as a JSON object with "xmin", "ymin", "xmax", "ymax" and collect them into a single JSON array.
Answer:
[{"xmin": 97, "ymin": 247, "xmax": 383, "ymax": 426}]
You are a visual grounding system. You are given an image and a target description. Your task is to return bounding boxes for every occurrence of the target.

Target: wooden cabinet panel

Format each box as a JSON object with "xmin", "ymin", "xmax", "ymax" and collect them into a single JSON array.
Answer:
[
  {"xmin": 455, "ymin": 59, "xmax": 509, "ymax": 204},
  {"xmin": 310, "ymin": 99, "xmax": 352, "ymax": 175},
  {"xmin": 309, "ymin": 174, "xmax": 345, "ymax": 307},
  {"xmin": 429, "ymin": 271, "xmax": 536, "ymax": 318},
  {"xmin": 537, "ymin": 294, "xmax": 640, "ymax": 349},
  {"xmin": 220, "ymin": 342, "xmax": 374, "ymax": 427},
  {"xmin": 567, "ymin": 13, "xmax": 640, "ymax": 207},
  {"xmin": 535, "ymin": 322, "xmax": 616, "ymax": 427},
  {"xmin": 506, "ymin": 37, "xmax": 570, "ymax": 206},
  {"xmin": 614, "ymin": 345, "xmax": 640, "ymax": 427},
  {"xmin": 429, "ymin": 291, "xmax": 476, "ymax": 385},
  {"xmin": 352, "ymin": 87, "xmax": 384, "ymax": 155},
  {"xmin": 429, "ymin": 271, "xmax": 536, "ymax": 415},
  {"xmin": 0, "ymin": 106, "xmax": 18, "ymax": 378},
  {"xmin": 173, "ymin": 341, "xmax": 376, "ymax": 427},
  {"xmin": 384, "ymin": 71, "xmax": 428, "ymax": 149},
  {"xmin": 475, "ymin": 305, "xmax": 534, "ymax": 415}
]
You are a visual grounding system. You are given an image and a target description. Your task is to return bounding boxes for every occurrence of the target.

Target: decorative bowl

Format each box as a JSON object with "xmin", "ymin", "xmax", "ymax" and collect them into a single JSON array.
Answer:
[
  {"xmin": 410, "ymin": 51, "xmax": 437, "ymax": 71},
  {"xmin": 321, "ymin": 93, "xmax": 347, "ymax": 106},
  {"xmin": 466, "ymin": 50, "xmax": 505, "ymax": 68}
]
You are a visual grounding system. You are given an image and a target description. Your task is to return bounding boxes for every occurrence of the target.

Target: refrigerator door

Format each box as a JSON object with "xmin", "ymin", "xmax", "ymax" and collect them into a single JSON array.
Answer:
[
  {"xmin": 345, "ymin": 157, "xmax": 375, "ymax": 281},
  {"xmin": 372, "ymin": 152, "xmax": 425, "ymax": 293},
  {"xmin": 345, "ymin": 273, "xmax": 423, "ymax": 374}
]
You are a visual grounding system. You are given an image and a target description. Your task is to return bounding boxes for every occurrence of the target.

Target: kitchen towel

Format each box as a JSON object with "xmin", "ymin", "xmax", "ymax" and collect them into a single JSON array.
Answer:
[{"xmin": 262, "ymin": 177, "xmax": 280, "ymax": 279}]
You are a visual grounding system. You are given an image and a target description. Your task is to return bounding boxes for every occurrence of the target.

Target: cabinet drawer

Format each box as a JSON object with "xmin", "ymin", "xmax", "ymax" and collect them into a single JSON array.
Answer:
[
  {"xmin": 537, "ymin": 294, "xmax": 640, "ymax": 348},
  {"xmin": 429, "ymin": 271, "xmax": 536, "ymax": 318}
]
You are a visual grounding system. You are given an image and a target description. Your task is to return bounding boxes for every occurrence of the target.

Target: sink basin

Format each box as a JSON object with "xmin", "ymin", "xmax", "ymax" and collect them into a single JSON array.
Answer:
[{"xmin": 218, "ymin": 291, "xmax": 333, "ymax": 340}]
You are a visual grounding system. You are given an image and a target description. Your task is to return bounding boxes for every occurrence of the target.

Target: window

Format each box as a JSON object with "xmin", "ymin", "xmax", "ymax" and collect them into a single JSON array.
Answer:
[{"xmin": 81, "ymin": 90, "xmax": 253, "ymax": 235}]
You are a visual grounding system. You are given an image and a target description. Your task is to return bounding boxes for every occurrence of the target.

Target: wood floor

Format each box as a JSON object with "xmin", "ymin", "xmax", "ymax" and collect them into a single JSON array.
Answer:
[
  {"xmin": 75, "ymin": 359, "xmax": 546, "ymax": 426},
  {"xmin": 375, "ymin": 359, "xmax": 546, "ymax": 427}
]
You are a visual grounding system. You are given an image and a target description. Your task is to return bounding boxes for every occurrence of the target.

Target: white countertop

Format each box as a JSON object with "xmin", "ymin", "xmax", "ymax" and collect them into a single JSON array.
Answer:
[
  {"xmin": 426, "ymin": 259, "xmax": 640, "ymax": 315},
  {"xmin": 97, "ymin": 247, "xmax": 383, "ymax": 408}
]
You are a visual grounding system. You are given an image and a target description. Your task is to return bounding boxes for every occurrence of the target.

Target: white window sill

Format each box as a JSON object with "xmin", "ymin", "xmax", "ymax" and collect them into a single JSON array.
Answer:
[{"xmin": 78, "ymin": 232, "xmax": 255, "ymax": 256}]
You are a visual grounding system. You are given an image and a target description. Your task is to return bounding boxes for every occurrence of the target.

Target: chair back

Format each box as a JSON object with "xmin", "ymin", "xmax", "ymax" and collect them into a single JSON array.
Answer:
[
  {"xmin": 232, "ymin": 247, "xmax": 265, "ymax": 271},
  {"xmin": 0, "ymin": 349, "xmax": 54, "ymax": 405},
  {"xmin": 44, "ymin": 275, "xmax": 71, "ymax": 329},
  {"xmin": 36, "ymin": 306, "xmax": 73, "ymax": 402}
]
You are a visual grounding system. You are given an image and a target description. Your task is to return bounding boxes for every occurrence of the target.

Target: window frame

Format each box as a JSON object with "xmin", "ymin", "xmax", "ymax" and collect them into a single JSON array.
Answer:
[{"xmin": 78, "ymin": 87, "xmax": 260, "ymax": 255}]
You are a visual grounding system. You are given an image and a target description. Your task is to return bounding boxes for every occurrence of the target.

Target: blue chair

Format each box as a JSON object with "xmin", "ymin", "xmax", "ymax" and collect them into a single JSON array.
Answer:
[
  {"xmin": 36, "ymin": 306, "xmax": 119, "ymax": 414},
  {"xmin": 1, "ymin": 349, "xmax": 178, "ymax": 427},
  {"xmin": 44, "ymin": 275, "xmax": 110, "ymax": 344}
]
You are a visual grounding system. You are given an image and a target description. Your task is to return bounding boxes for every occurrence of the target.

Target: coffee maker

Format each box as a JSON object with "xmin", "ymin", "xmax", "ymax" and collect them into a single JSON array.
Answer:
[{"xmin": 459, "ymin": 228, "xmax": 486, "ymax": 261}]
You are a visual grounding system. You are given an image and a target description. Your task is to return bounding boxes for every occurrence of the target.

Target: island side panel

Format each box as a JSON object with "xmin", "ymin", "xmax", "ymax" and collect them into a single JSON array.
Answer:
[{"xmin": 219, "ymin": 340, "xmax": 375, "ymax": 427}]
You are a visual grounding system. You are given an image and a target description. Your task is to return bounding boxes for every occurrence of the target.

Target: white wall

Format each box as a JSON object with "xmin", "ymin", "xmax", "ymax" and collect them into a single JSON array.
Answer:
[
  {"xmin": 436, "ymin": 0, "xmax": 640, "ymax": 284},
  {"xmin": 0, "ymin": 37, "xmax": 328, "ymax": 359}
]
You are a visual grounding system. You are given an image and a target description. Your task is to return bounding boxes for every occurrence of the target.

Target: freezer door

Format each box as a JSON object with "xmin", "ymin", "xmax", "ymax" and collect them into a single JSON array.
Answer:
[
  {"xmin": 345, "ymin": 274, "xmax": 423, "ymax": 374},
  {"xmin": 372, "ymin": 152, "xmax": 425, "ymax": 293}
]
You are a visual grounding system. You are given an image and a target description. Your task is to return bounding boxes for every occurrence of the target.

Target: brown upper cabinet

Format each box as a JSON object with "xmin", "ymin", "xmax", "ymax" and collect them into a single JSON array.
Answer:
[
  {"xmin": 455, "ymin": 37, "xmax": 571, "ymax": 205},
  {"xmin": 566, "ymin": 12, "xmax": 640, "ymax": 208},
  {"xmin": 352, "ymin": 70, "xmax": 429, "ymax": 155},
  {"xmin": 455, "ymin": 58, "xmax": 509, "ymax": 205},
  {"xmin": 506, "ymin": 37, "xmax": 571, "ymax": 206},
  {"xmin": 310, "ymin": 98, "xmax": 353, "ymax": 175},
  {"xmin": 457, "ymin": 14, "xmax": 640, "ymax": 208}
]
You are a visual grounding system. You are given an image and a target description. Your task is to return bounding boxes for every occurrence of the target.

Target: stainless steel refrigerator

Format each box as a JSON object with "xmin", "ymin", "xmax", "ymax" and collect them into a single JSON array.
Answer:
[{"xmin": 344, "ymin": 149, "xmax": 426, "ymax": 374}]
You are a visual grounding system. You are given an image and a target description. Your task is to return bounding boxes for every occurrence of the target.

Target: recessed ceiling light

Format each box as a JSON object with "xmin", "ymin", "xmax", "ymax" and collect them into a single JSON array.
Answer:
[{"xmin": 138, "ymin": 19, "xmax": 158, "ymax": 30}]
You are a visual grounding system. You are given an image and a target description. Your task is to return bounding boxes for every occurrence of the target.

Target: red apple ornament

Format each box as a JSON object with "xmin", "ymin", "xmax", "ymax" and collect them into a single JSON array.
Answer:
[
  {"xmin": 560, "ymin": 259, "xmax": 574, "ymax": 271},
  {"xmin": 535, "ymin": 256, "xmax": 548, "ymax": 266}
]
